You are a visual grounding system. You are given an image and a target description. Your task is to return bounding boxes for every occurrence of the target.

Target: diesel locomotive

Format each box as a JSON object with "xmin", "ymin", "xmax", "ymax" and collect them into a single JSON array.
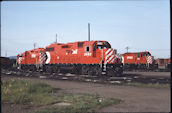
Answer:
[
  {"xmin": 17, "ymin": 40, "xmax": 123, "ymax": 76},
  {"xmin": 121, "ymin": 51, "xmax": 156, "ymax": 70}
]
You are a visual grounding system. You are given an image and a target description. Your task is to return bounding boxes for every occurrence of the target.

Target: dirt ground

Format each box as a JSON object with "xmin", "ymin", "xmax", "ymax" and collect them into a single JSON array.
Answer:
[{"xmin": 1, "ymin": 74, "xmax": 170, "ymax": 113}]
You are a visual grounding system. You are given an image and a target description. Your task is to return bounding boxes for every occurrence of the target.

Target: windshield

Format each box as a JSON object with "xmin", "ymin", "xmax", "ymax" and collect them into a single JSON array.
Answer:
[{"xmin": 97, "ymin": 41, "xmax": 111, "ymax": 49}]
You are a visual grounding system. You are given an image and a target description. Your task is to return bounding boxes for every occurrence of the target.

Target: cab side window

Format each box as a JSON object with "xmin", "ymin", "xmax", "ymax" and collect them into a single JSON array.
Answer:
[
  {"xmin": 98, "ymin": 46, "xmax": 101, "ymax": 49},
  {"xmin": 78, "ymin": 42, "xmax": 84, "ymax": 48},
  {"xmin": 85, "ymin": 46, "xmax": 90, "ymax": 52},
  {"xmin": 46, "ymin": 47, "xmax": 54, "ymax": 51}
]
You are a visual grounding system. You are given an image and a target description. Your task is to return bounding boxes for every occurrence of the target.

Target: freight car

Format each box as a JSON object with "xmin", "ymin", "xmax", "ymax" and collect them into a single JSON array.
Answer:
[
  {"xmin": 17, "ymin": 41, "xmax": 123, "ymax": 76},
  {"xmin": 0, "ymin": 57, "xmax": 13, "ymax": 69},
  {"xmin": 121, "ymin": 51, "xmax": 157, "ymax": 71}
]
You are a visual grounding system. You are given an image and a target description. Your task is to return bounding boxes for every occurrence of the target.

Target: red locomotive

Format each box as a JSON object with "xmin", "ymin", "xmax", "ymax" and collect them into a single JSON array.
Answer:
[
  {"xmin": 17, "ymin": 48, "xmax": 45, "ymax": 71},
  {"xmin": 154, "ymin": 58, "xmax": 171, "ymax": 71},
  {"xmin": 121, "ymin": 51, "xmax": 156, "ymax": 70},
  {"xmin": 17, "ymin": 40, "xmax": 123, "ymax": 76}
]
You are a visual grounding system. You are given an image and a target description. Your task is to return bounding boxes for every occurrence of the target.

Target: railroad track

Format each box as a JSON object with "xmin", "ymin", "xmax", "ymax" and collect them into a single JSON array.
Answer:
[
  {"xmin": 1, "ymin": 69, "xmax": 170, "ymax": 85},
  {"xmin": 123, "ymin": 69, "xmax": 170, "ymax": 72}
]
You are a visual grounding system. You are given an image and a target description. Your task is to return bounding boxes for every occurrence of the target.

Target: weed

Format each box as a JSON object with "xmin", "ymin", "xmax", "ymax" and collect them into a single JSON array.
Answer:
[
  {"xmin": 35, "ymin": 93, "xmax": 121, "ymax": 113},
  {"xmin": 1, "ymin": 79, "xmax": 60, "ymax": 106}
]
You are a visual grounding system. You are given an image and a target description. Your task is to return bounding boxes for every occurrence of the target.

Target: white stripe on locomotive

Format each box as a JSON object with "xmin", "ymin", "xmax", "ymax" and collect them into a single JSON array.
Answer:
[
  {"xmin": 146, "ymin": 56, "xmax": 153, "ymax": 64},
  {"xmin": 105, "ymin": 49, "xmax": 112, "ymax": 55},
  {"xmin": 105, "ymin": 49, "xmax": 116, "ymax": 63},
  {"xmin": 106, "ymin": 55, "xmax": 115, "ymax": 63},
  {"xmin": 105, "ymin": 49, "xmax": 113, "ymax": 61}
]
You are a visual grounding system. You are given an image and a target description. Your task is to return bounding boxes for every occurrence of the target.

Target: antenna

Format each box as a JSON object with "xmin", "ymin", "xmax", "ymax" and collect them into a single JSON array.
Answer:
[
  {"xmin": 34, "ymin": 43, "xmax": 36, "ymax": 49},
  {"xmin": 125, "ymin": 46, "xmax": 129, "ymax": 53},
  {"xmin": 55, "ymin": 34, "xmax": 57, "ymax": 43},
  {"xmin": 88, "ymin": 23, "xmax": 90, "ymax": 41}
]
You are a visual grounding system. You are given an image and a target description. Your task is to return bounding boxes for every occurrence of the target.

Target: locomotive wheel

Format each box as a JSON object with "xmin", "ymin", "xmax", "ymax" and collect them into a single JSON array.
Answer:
[
  {"xmin": 56, "ymin": 68, "xmax": 60, "ymax": 74},
  {"xmin": 82, "ymin": 66, "xmax": 89, "ymax": 75},
  {"xmin": 75, "ymin": 66, "xmax": 82, "ymax": 74},
  {"xmin": 30, "ymin": 65, "xmax": 36, "ymax": 71},
  {"xmin": 106, "ymin": 68, "xmax": 116, "ymax": 77},
  {"xmin": 95, "ymin": 66, "xmax": 102, "ymax": 76},
  {"xmin": 47, "ymin": 66, "xmax": 53, "ymax": 73},
  {"xmin": 87, "ymin": 66, "xmax": 95, "ymax": 76},
  {"xmin": 53, "ymin": 66, "xmax": 60, "ymax": 74},
  {"xmin": 114, "ymin": 66, "xmax": 123, "ymax": 76},
  {"xmin": 88, "ymin": 69, "xmax": 94, "ymax": 75},
  {"xmin": 71, "ymin": 66, "xmax": 76, "ymax": 74}
]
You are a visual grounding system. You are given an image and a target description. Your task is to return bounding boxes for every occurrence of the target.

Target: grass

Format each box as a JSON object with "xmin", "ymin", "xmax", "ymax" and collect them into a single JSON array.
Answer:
[
  {"xmin": 34, "ymin": 93, "xmax": 121, "ymax": 113},
  {"xmin": 2, "ymin": 78, "xmax": 61, "ymax": 107},
  {"xmin": 2, "ymin": 79, "xmax": 121, "ymax": 113},
  {"xmin": 125, "ymin": 82, "xmax": 170, "ymax": 88}
]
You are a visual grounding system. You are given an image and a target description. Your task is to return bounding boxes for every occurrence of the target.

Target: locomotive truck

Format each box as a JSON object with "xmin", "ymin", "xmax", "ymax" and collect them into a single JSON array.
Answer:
[{"xmin": 17, "ymin": 40, "xmax": 123, "ymax": 76}]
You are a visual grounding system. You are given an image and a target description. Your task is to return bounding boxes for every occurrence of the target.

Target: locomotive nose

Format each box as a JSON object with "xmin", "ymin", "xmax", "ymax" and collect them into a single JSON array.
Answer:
[
  {"xmin": 146, "ymin": 56, "xmax": 153, "ymax": 64},
  {"xmin": 105, "ymin": 48, "xmax": 116, "ymax": 64},
  {"xmin": 40, "ymin": 52, "xmax": 49, "ymax": 64}
]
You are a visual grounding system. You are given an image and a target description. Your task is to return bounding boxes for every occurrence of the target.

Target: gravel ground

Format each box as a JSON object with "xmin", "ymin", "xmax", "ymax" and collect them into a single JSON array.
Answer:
[
  {"xmin": 1, "ymin": 74, "xmax": 170, "ymax": 113},
  {"xmin": 1, "ymin": 69, "xmax": 171, "ymax": 85}
]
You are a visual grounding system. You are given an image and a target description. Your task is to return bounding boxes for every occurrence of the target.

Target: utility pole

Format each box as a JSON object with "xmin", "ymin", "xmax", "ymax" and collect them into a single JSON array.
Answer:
[
  {"xmin": 125, "ymin": 46, "xmax": 129, "ymax": 53},
  {"xmin": 5, "ymin": 51, "xmax": 7, "ymax": 57},
  {"xmin": 88, "ymin": 23, "xmax": 90, "ymax": 41}
]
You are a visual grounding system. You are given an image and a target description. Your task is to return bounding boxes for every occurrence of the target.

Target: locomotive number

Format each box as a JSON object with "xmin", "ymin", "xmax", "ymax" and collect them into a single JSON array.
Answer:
[
  {"xmin": 31, "ymin": 54, "xmax": 36, "ymax": 58},
  {"xmin": 84, "ymin": 52, "xmax": 92, "ymax": 56},
  {"xmin": 127, "ymin": 56, "xmax": 133, "ymax": 59}
]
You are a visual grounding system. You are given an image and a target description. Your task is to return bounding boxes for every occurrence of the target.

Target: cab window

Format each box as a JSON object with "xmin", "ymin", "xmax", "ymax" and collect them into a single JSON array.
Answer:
[
  {"xmin": 104, "ymin": 41, "xmax": 111, "ymax": 48},
  {"xmin": 62, "ymin": 45, "xmax": 69, "ymax": 48},
  {"xmin": 85, "ymin": 46, "xmax": 90, "ymax": 52},
  {"xmin": 78, "ymin": 42, "xmax": 84, "ymax": 48},
  {"xmin": 93, "ymin": 44, "xmax": 96, "ymax": 51},
  {"xmin": 97, "ymin": 41, "xmax": 111, "ymax": 49}
]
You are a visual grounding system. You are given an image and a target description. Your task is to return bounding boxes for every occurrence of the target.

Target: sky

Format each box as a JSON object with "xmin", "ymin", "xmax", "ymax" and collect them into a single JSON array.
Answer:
[{"xmin": 1, "ymin": 0, "xmax": 170, "ymax": 58}]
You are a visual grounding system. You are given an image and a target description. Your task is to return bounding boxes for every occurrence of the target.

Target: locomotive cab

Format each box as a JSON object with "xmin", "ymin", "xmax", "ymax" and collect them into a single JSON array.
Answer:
[
  {"xmin": 92, "ymin": 41, "xmax": 123, "ymax": 75},
  {"xmin": 93, "ymin": 41, "xmax": 111, "ymax": 58},
  {"xmin": 93, "ymin": 41, "xmax": 120, "ymax": 64}
]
